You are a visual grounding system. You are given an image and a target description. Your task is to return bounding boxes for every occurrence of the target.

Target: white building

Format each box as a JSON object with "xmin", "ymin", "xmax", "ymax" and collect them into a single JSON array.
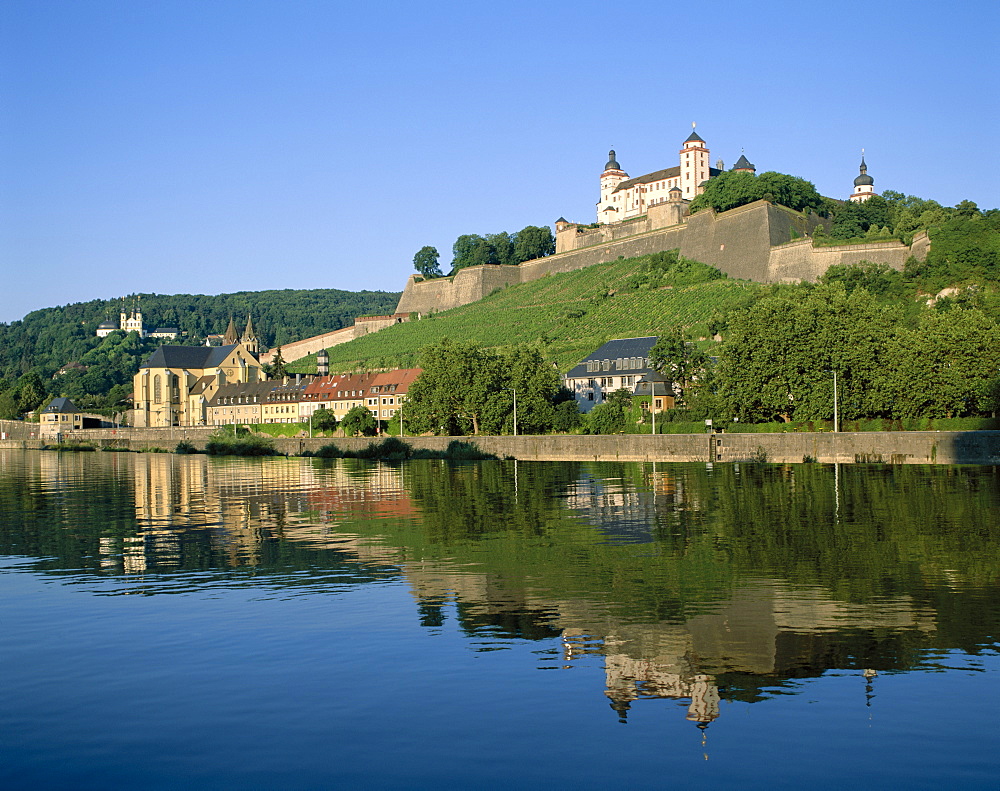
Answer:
[{"xmin": 597, "ymin": 125, "xmax": 723, "ymax": 224}]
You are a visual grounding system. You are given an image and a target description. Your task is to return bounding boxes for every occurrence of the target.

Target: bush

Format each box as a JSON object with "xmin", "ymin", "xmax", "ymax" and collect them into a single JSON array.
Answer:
[
  {"xmin": 174, "ymin": 441, "xmax": 199, "ymax": 454},
  {"xmin": 204, "ymin": 433, "xmax": 279, "ymax": 456}
]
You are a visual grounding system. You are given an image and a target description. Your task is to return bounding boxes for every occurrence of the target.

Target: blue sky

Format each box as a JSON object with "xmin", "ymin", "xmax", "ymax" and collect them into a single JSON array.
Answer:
[{"xmin": 2, "ymin": 0, "xmax": 997, "ymax": 324}]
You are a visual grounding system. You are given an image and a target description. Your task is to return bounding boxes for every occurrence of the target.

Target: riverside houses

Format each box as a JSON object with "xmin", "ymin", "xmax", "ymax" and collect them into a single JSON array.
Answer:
[{"xmin": 302, "ymin": 369, "xmax": 421, "ymax": 422}]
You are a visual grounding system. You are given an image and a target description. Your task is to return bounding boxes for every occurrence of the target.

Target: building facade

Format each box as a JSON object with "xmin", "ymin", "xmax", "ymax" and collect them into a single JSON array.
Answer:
[
  {"xmin": 132, "ymin": 344, "xmax": 264, "ymax": 427},
  {"xmin": 564, "ymin": 337, "xmax": 662, "ymax": 413},
  {"xmin": 597, "ymin": 126, "xmax": 723, "ymax": 224}
]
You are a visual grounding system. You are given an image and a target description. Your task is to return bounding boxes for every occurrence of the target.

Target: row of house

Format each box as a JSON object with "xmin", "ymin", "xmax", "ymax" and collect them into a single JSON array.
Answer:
[
  {"xmin": 208, "ymin": 369, "xmax": 421, "ymax": 427},
  {"xmin": 129, "ymin": 338, "xmax": 422, "ymax": 428}
]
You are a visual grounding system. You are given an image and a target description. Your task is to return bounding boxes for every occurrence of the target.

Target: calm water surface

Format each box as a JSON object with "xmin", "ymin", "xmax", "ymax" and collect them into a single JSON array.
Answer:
[{"xmin": 1, "ymin": 449, "xmax": 998, "ymax": 789}]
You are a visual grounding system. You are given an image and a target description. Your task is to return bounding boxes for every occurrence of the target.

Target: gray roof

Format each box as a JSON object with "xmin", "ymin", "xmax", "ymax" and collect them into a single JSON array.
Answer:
[
  {"xmin": 151, "ymin": 327, "xmax": 179, "ymax": 333},
  {"xmin": 207, "ymin": 380, "xmax": 276, "ymax": 407},
  {"xmin": 97, "ymin": 321, "xmax": 119, "ymax": 329},
  {"xmin": 613, "ymin": 166, "xmax": 722, "ymax": 193},
  {"xmin": 633, "ymin": 372, "xmax": 673, "ymax": 397},
  {"xmin": 43, "ymin": 397, "xmax": 79, "ymax": 413},
  {"xmin": 564, "ymin": 336, "xmax": 659, "ymax": 378},
  {"xmin": 854, "ymin": 158, "xmax": 873, "ymax": 186},
  {"xmin": 684, "ymin": 129, "xmax": 705, "ymax": 143},
  {"xmin": 733, "ymin": 154, "xmax": 755, "ymax": 170},
  {"xmin": 139, "ymin": 344, "xmax": 242, "ymax": 370}
]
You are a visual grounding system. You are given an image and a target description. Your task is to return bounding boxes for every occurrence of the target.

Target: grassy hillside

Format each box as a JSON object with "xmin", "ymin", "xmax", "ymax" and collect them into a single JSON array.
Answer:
[{"xmin": 295, "ymin": 252, "xmax": 763, "ymax": 373}]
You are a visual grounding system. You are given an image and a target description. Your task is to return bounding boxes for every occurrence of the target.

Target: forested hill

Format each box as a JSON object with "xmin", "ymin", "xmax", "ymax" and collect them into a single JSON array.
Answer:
[{"xmin": 0, "ymin": 287, "xmax": 399, "ymax": 385}]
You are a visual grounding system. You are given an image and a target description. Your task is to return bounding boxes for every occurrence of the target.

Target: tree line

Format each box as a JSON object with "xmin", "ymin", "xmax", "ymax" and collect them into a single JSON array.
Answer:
[{"xmin": 412, "ymin": 225, "xmax": 555, "ymax": 279}]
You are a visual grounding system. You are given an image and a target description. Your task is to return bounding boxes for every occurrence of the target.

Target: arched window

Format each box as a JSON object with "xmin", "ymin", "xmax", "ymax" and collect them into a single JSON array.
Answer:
[{"xmin": 153, "ymin": 375, "xmax": 162, "ymax": 404}]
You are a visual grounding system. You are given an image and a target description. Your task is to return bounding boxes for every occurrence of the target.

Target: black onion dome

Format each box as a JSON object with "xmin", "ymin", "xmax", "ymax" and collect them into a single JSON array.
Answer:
[
  {"xmin": 854, "ymin": 157, "xmax": 874, "ymax": 186},
  {"xmin": 605, "ymin": 149, "xmax": 621, "ymax": 171}
]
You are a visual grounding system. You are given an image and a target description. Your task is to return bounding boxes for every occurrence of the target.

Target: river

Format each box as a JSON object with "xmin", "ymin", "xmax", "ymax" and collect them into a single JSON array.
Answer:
[{"xmin": 1, "ymin": 449, "xmax": 998, "ymax": 789}]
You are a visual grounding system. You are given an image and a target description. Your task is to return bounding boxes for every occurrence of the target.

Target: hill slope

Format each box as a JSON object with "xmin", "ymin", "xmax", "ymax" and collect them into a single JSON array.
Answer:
[{"xmin": 309, "ymin": 252, "xmax": 763, "ymax": 372}]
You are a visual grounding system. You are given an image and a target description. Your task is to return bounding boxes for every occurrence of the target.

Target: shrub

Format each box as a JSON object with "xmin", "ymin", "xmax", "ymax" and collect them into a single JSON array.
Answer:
[
  {"xmin": 174, "ymin": 441, "xmax": 199, "ymax": 454},
  {"xmin": 204, "ymin": 433, "xmax": 279, "ymax": 456}
]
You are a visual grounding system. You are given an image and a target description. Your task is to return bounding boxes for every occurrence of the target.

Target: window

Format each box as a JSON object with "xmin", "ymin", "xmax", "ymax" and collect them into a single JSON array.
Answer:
[{"xmin": 153, "ymin": 375, "xmax": 162, "ymax": 404}]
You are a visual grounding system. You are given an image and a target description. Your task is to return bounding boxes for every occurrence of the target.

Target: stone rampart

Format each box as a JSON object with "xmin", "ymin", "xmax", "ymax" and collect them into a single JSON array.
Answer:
[
  {"xmin": 16, "ymin": 429, "xmax": 1000, "ymax": 465},
  {"xmin": 260, "ymin": 314, "xmax": 407, "ymax": 364},
  {"xmin": 394, "ymin": 201, "xmax": 929, "ymax": 317}
]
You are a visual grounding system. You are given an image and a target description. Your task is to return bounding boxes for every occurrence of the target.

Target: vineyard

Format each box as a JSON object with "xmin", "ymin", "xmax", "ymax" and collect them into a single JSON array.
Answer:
[{"xmin": 296, "ymin": 253, "xmax": 764, "ymax": 373}]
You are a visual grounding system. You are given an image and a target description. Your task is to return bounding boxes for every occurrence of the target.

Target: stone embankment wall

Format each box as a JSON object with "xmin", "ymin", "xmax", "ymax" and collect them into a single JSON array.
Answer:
[
  {"xmin": 394, "ymin": 201, "xmax": 928, "ymax": 317},
  {"xmin": 7, "ymin": 429, "xmax": 1000, "ymax": 465},
  {"xmin": 259, "ymin": 314, "xmax": 407, "ymax": 364}
]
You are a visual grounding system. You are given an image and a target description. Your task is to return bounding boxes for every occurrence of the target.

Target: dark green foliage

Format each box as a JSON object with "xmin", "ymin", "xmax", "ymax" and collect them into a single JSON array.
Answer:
[
  {"xmin": 204, "ymin": 433, "xmax": 279, "ymax": 456},
  {"xmin": 626, "ymin": 249, "xmax": 724, "ymax": 290},
  {"xmin": 340, "ymin": 405, "xmax": 378, "ymax": 437},
  {"xmin": 649, "ymin": 327, "xmax": 708, "ymax": 407},
  {"xmin": 174, "ymin": 441, "xmax": 199, "ymax": 454},
  {"xmin": 584, "ymin": 388, "xmax": 633, "ymax": 434},
  {"xmin": 307, "ymin": 437, "xmax": 496, "ymax": 461},
  {"xmin": 310, "ymin": 407, "xmax": 339, "ymax": 432},
  {"xmin": 404, "ymin": 339, "xmax": 562, "ymax": 435},
  {"xmin": 689, "ymin": 170, "xmax": 824, "ymax": 214},
  {"xmin": 450, "ymin": 225, "xmax": 556, "ymax": 273},
  {"xmin": 819, "ymin": 262, "xmax": 907, "ymax": 299},
  {"xmin": 413, "ymin": 246, "xmax": 443, "ymax": 279}
]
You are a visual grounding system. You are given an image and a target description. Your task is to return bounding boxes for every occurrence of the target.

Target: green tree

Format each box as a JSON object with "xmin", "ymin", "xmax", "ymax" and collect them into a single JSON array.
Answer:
[
  {"xmin": 413, "ymin": 246, "xmax": 442, "ymax": 279},
  {"xmin": 513, "ymin": 225, "xmax": 555, "ymax": 263},
  {"xmin": 715, "ymin": 284, "xmax": 897, "ymax": 423},
  {"xmin": 340, "ymin": 405, "xmax": 378, "ymax": 437},
  {"xmin": 311, "ymin": 407, "xmax": 339, "ymax": 432},
  {"xmin": 584, "ymin": 388, "xmax": 633, "ymax": 434},
  {"xmin": 884, "ymin": 309, "xmax": 1000, "ymax": 418},
  {"xmin": 451, "ymin": 234, "xmax": 488, "ymax": 272},
  {"xmin": 649, "ymin": 328, "xmax": 707, "ymax": 407},
  {"xmin": 268, "ymin": 347, "xmax": 288, "ymax": 379},
  {"xmin": 689, "ymin": 170, "xmax": 823, "ymax": 215},
  {"xmin": 16, "ymin": 371, "xmax": 47, "ymax": 413},
  {"xmin": 484, "ymin": 232, "xmax": 515, "ymax": 266}
]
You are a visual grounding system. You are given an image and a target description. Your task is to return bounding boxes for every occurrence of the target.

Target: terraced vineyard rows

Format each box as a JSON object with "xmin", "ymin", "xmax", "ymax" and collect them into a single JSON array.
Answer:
[{"xmin": 306, "ymin": 254, "xmax": 764, "ymax": 373}]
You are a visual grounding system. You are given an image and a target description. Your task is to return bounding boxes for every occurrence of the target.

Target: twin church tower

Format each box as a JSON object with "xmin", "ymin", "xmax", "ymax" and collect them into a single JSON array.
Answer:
[{"xmin": 596, "ymin": 124, "xmax": 876, "ymax": 224}]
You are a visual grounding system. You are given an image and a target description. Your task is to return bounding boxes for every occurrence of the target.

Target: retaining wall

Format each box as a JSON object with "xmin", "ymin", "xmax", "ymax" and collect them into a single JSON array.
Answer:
[
  {"xmin": 394, "ymin": 202, "xmax": 928, "ymax": 317},
  {"xmin": 9, "ymin": 429, "xmax": 1000, "ymax": 465}
]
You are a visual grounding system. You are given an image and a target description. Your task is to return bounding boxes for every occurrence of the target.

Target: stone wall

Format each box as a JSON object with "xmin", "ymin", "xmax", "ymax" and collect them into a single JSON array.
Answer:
[
  {"xmin": 259, "ymin": 314, "xmax": 407, "ymax": 364},
  {"xmin": 394, "ymin": 202, "xmax": 929, "ymax": 318},
  {"xmin": 20, "ymin": 428, "xmax": 1000, "ymax": 465}
]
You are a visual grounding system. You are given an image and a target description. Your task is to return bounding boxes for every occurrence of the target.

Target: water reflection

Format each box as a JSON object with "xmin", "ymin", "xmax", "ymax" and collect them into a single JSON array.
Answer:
[{"xmin": 1, "ymin": 450, "xmax": 998, "ymax": 739}]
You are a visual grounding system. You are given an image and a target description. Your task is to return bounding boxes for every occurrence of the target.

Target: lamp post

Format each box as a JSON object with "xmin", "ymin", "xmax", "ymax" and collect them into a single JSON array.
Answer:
[
  {"xmin": 503, "ymin": 387, "xmax": 518, "ymax": 436},
  {"xmin": 833, "ymin": 369, "xmax": 839, "ymax": 433}
]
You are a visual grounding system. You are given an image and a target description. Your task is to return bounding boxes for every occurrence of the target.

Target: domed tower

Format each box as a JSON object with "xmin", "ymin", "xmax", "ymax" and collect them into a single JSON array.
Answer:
[
  {"xmin": 680, "ymin": 123, "xmax": 711, "ymax": 198},
  {"xmin": 597, "ymin": 149, "xmax": 628, "ymax": 223},
  {"xmin": 732, "ymin": 152, "xmax": 756, "ymax": 174},
  {"xmin": 849, "ymin": 152, "xmax": 875, "ymax": 202}
]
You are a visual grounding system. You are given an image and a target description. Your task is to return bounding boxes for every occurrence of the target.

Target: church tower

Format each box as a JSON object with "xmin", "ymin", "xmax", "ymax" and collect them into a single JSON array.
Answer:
[
  {"xmin": 679, "ymin": 124, "xmax": 711, "ymax": 198},
  {"xmin": 849, "ymin": 152, "xmax": 876, "ymax": 202},
  {"xmin": 223, "ymin": 316, "xmax": 239, "ymax": 346},
  {"xmin": 597, "ymin": 149, "xmax": 628, "ymax": 223},
  {"xmin": 241, "ymin": 315, "xmax": 260, "ymax": 356}
]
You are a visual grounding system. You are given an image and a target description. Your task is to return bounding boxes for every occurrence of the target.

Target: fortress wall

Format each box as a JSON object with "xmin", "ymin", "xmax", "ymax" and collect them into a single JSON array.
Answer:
[
  {"xmin": 766, "ymin": 238, "xmax": 917, "ymax": 283},
  {"xmin": 393, "ymin": 201, "xmax": 930, "ymax": 317},
  {"xmin": 677, "ymin": 202, "xmax": 777, "ymax": 282}
]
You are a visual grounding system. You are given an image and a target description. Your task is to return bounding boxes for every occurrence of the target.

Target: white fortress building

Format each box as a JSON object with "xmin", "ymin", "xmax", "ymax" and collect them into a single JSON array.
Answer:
[{"xmin": 597, "ymin": 124, "xmax": 725, "ymax": 224}]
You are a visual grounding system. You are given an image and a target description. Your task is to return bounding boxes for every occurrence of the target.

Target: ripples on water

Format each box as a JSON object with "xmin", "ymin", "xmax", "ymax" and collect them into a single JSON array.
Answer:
[{"xmin": 1, "ymin": 449, "xmax": 998, "ymax": 789}]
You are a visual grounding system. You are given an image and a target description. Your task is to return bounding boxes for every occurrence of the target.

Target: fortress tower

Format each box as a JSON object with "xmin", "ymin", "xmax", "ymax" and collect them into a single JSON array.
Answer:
[
  {"xmin": 679, "ymin": 123, "xmax": 710, "ymax": 198},
  {"xmin": 598, "ymin": 149, "xmax": 629, "ymax": 224},
  {"xmin": 849, "ymin": 153, "xmax": 876, "ymax": 202}
]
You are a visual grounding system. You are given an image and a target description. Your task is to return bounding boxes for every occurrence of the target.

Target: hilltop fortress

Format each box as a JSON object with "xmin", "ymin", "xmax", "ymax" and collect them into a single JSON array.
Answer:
[{"xmin": 396, "ymin": 128, "xmax": 928, "ymax": 317}]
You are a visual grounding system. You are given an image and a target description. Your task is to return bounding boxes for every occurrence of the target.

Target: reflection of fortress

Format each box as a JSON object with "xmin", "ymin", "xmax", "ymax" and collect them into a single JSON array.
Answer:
[{"xmin": 99, "ymin": 454, "xmax": 938, "ymax": 739}]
